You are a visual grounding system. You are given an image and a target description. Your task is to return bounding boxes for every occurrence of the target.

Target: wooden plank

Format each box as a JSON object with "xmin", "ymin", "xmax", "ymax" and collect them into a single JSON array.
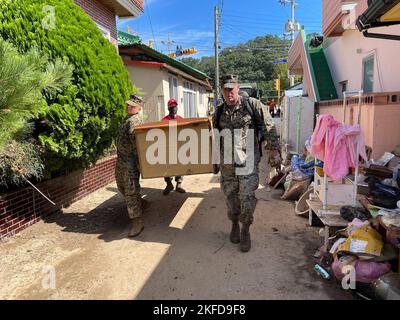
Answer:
[{"xmin": 306, "ymin": 199, "xmax": 349, "ymax": 227}]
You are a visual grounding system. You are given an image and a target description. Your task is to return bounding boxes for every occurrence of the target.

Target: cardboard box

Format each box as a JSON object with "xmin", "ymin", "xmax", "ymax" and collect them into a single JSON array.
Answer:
[{"xmin": 134, "ymin": 117, "xmax": 214, "ymax": 179}]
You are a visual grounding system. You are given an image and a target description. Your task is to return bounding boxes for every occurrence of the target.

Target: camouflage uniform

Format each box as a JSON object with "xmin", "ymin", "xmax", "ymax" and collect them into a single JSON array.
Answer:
[
  {"xmin": 115, "ymin": 114, "xmax": 143, "ymax": 219},
  {"xmin": 213, "ymin": 97, "xmax": 279, "ymax": 225}
]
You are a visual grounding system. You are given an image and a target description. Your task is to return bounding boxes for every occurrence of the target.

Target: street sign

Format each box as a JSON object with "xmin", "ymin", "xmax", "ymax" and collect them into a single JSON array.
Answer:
[{"xmin": 274, "ymin": 59, "xmax": 288, "ymax": 64}]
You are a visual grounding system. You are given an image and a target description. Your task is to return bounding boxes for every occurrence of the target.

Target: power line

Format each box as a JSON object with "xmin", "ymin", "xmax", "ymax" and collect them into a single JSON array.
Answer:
[
  {"xmin": 144, "ymin": 0, "xmax": 157, "ymax": 50},
  {"xmin": 221, "ymin": 18, "xmax": 321, "ymax": 27},
  {"xmin": 221, "ymin": 22, "xmax": 297, "ymax": 36},
  {"xmin": 222, "ymin": 13, "xmax": 321, "ymax": 24},
  {"xmin": 219, "ymin": 0, "xmax": 225, "ymax": 28},
  {"xmin": 220, "ymin": 24, "xmax": 252, "ymax": 42}
]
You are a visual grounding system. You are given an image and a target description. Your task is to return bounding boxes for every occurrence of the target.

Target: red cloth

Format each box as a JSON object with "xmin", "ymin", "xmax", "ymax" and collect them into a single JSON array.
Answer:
[{"xmin": 162, "ymin": 115, "xmax": 182, "ymax": 121}]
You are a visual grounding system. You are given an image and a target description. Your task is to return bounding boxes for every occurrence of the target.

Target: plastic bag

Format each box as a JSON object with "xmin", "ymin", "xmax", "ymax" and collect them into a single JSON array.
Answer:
[
  {"xmin": 291, "ymin": 169, "xmax": 309, "ymax": 181},
  {"xmin": 332, "ymin": 256, "xmax": 391, "ymax": 283},
  {"xmin": 367, "ymin": 176, "xmax": 400, "ymax": 209},
  {"xmin": 340, "ymin": 206, "xmax": 372, "ymax": 222}
]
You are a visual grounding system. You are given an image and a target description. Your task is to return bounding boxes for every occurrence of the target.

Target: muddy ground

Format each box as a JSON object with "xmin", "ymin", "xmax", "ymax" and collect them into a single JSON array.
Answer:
[{"xmin": 0, "ymin": 174, "xmax": 352, "ymax": 300}]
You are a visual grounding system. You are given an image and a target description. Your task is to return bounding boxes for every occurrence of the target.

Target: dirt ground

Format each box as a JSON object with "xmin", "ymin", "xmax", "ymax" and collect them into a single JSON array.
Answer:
[{"xmin": 0, "ymin": 174, "xmax": 353, "ymax": 300}]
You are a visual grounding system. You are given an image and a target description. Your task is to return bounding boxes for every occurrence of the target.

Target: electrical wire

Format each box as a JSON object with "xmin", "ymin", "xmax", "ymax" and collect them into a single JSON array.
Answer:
[
  {"xmin": 222, "ymin": 14, "xmax": 321, "ymax": 25},
  {"xmin": 144, "ymin": 0, "xmax": 157, "ymax": 50},
  {"xmin": 219, "ymin": 0, "xmax": 225, "ymax": 29}
]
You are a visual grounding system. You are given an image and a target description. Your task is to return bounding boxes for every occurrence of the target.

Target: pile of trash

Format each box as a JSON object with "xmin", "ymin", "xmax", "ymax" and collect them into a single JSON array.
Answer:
[
  {"xmin": 287, "ymin": 140, "xmax": 400, "ymax": 300},
  {"xmin": 280, "ymin": 139, "xmax": 323, "ymax": 201},
  {"xmin": 362, "ymin": 150, "xmax": 400, "ymax": 211},
  {"xmin": 328, "ymin": 218, "xmax": 399, "ymax": 299}
]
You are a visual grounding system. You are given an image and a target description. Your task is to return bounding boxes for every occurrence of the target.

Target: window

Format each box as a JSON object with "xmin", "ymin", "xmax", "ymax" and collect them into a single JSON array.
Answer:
[
  {"xmin": 183, "ymin": 81, "xmax": 197, "ymax": 117},
  {"xmin": 199, "ymin": 88, "xmax": 203, "ymax": 105},
  {"xmin": 362, "ymin": 55, "xmax": 374, "ymax": 93},
  {"xmin": 169, "ymin": 76, "xmax": 178, "ymax": 100}
]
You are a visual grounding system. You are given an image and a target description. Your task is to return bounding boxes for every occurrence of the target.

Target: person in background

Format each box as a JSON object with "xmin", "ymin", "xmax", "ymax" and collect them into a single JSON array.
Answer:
[
  {"xmin": 269, "ymin": 98, "xmax": 276, "ymax": 117},
  {"xmin": 161, "ymin": 98, "xmax": 186, "ymax": 195}
]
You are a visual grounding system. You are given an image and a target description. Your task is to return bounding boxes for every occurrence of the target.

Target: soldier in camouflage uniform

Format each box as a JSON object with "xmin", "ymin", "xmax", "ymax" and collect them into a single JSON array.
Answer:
[
  {"xmin": 115, "ymin": 95, "xmax": 146, "ymax": 237},
  {"xmin": 213, "ymin": 75, "xmax": 279, "ymax": 252}
]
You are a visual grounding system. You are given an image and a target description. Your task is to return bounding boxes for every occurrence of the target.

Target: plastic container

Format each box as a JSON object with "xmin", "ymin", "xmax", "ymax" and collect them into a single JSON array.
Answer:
[{"xmin": 314, "ymin": 264, "xmax": 330, "ymax": 280}]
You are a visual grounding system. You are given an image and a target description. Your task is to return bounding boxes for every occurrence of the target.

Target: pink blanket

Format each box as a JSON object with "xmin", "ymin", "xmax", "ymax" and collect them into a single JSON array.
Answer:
[{"xmin": 311, "ymin": 115, "xmax": 367, "ymax": 181}]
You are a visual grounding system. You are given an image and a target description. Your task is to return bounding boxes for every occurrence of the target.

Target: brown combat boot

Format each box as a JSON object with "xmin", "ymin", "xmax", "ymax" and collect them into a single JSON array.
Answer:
[
  {"xmin": 163, "ymin": 182, "xmax": 174, "ymax": 195},
  {"xmin": 230, "ymin": 221, "xmax": 240, "ymax": 244},
  {"xmin": 175, "ymin": 183, "xmax": 186, "ymax": 193},
  {"xmin": 240, "ymin": 223, "xmax": 251, "ymax": 252},
  {"xmin": 128, "ymin": 217, "xmax": 144, "ymax": 237}
]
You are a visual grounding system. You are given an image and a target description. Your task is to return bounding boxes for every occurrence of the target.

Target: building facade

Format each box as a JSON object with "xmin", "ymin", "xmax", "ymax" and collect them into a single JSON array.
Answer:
[
  {"xmin": 288, "ymin": 0, "xmax": 400, "ymax": 158},
  {"xmin": 74, "ymin": 0, "xmax": 143, "ymax": 46},
  {"xmin": 119, "ymin": 34, "xmax": 213, "ymax": 122}
]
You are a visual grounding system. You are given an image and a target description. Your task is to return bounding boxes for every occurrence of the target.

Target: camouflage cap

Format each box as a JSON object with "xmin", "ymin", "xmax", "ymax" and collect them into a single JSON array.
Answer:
[
  {"xmin": 220, "ymin": 74, "xmax": 239, "ymax": 89},
  {"xmin": 126, "ymin": 94, "xmax": 143, "ymax": 107}
]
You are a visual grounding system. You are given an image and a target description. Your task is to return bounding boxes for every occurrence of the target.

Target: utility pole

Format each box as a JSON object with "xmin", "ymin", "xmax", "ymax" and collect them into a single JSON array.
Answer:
[
  {"xmin": 161, "ymin": 33, "xmax": 175, "ymax": 54},
  {"xmin": 291, "ymin": 0, "xmax": 295, "ymax": 44},
  {"xmin": 279, "ymin": 0, "xmax": 298, "ymax": 87},
  {"xmin": 289, "ymin": 0, "xmax": 296, "ymax": 87},
  {"xmin": 214, "ymin": 5, "xmax": 220, "ymax": 108}
]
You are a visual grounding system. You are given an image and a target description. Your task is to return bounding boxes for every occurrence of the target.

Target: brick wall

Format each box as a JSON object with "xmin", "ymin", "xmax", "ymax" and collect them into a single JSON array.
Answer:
[
  {"xmin": 74, "ymin": 0, "xmax": 117, "ymax": 43},
  {"xmin": 133, "ymin": 0, "xmax": 144, "ymax": 11},
  {"xmin": 0, "ymin": 156, "xmax": 117, "ymax": 240}
]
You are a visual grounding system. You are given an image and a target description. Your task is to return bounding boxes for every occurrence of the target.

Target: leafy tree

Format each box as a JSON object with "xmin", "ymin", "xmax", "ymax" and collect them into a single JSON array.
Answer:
[
  {"xmin": 0, "ymin": 38, "xmax": 73, "ymax": 188},
  {"xmin": 0, "ymin": 0, "xmax": 137, "ymax": 177}
]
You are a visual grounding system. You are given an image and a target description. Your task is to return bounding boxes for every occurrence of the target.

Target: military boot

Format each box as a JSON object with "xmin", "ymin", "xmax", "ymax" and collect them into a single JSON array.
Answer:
[
  {"xmin": 229, "ymin": 220, "xmax": 240, "ymax": 244},
  {"xmin": 240, "ymin": 223, "xmax": 251, "ymax": 252},
  {"xmin": 175, "ymin": 182, "xmax": 186, "ymax": 193},
  {"xmin": 128, "ymin": 217, "xmax": 144, "ymax": 237},
  {"xmin": 163, "ymin": 181, "xmax": 174, "ymax": 195}
]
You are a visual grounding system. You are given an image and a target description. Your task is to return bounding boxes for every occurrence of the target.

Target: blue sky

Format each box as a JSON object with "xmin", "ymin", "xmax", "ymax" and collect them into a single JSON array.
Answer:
[{"xmin": 117, "ymin": 0, "xmax": 322, "ymax": 58}]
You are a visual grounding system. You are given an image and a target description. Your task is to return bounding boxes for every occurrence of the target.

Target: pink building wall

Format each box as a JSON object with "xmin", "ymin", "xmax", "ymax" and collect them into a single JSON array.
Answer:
[
  {"xmin": 318, "ymin": 93, "xmax": 400, "ymax": 158},
  {"xmin": 322, "ymin": 0, "xmax": 400, "ymax": 97},
  {"xmin": 324, "ymin": 24, "xmax": 400, "ymax": 97}
]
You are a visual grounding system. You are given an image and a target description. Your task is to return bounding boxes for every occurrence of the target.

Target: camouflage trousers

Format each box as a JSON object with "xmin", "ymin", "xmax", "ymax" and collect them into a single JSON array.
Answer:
[
  {"xmin": 115, "ymin": 160, "xmax": 142, "ymax": 219},
  {"xmin": 220, "ymin": 163, "xmax": 259, "ymax": 225}
]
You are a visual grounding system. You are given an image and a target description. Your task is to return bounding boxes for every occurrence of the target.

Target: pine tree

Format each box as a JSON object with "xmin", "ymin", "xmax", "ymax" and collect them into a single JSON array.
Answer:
[{"xmin": 0, "ymin": 38, "xmax": 73, "ymax": 188}]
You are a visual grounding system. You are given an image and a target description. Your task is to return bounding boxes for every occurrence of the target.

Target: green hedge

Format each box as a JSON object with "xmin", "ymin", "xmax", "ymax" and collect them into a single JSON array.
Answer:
[{"xmin": 0, "ymin": 0, "xmax": 136, "ymax": 175}]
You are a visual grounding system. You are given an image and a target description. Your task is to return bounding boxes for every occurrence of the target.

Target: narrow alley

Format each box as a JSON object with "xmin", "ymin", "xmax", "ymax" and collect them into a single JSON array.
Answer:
[{"xmin": 0, "ymin": 174, "xmax": 351, "ymax": 300}]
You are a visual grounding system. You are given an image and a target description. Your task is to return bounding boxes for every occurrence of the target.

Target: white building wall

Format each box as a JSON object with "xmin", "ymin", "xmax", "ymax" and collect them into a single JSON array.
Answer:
[
  {"xmin": 323, "ymin": 25, "xmax": 400, "ymax": 97},
  {"xmin": 125, "ymin": 64, "xmax": 210, "ymax": 121}
]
